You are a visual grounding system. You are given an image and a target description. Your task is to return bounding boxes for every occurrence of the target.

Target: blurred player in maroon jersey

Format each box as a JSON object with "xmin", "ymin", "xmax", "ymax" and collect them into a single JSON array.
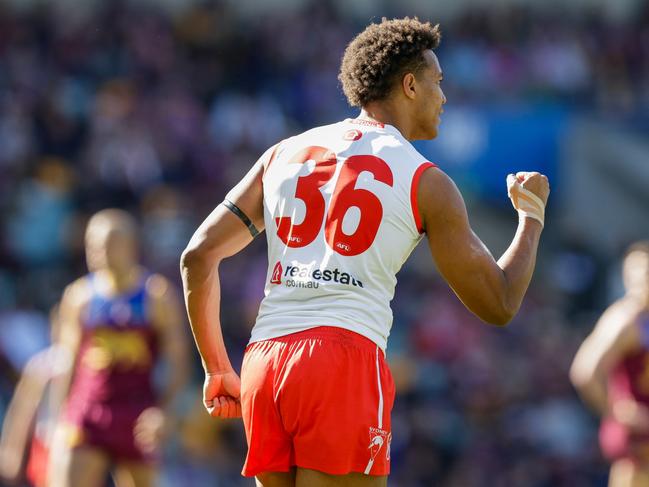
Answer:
[
  {"xmin": 46, "ymin": 209, "xmax": 189, "ymax": 487},
  {"xmin": 182, "ymin": 18, "xmax": 549, "ymax": 487},
  {"xmin": 572, "ymin": 242, "xmax": 649, "ymax": 487}
]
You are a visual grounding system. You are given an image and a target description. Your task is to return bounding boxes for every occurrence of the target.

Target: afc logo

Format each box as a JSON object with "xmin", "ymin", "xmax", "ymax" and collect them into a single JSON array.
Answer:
[{"xmin": 270, "ymin": 261, "xmax": 283, "ymax": 284}]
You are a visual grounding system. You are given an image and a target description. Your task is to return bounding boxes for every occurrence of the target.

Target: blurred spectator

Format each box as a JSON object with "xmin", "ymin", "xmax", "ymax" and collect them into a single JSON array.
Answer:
[
  {"xmin": 5, "ymin": 158, "xmax": 75, "ymax": 267},
  {"xmin": 140, "ymin": 185, "xmax": 195, "ymax": 277}
]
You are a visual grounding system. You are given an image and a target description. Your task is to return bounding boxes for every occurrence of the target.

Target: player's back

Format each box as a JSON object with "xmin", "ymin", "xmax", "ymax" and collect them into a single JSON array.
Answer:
[{"xmin": 254, "ymin": 118, "xmax": 436, "ymax": 349}]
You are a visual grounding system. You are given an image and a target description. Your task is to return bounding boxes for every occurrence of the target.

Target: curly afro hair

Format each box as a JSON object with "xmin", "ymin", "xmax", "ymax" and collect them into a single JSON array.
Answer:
[{"xmin": 339, "ymin": 17, "xmax": 441, "ymax": 107}]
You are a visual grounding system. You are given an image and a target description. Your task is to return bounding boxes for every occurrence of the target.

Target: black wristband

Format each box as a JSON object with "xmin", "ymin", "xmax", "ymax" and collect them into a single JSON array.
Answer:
[{"xmin": 222, "ymin": 199, "xmax": 260, "ymax": 238}]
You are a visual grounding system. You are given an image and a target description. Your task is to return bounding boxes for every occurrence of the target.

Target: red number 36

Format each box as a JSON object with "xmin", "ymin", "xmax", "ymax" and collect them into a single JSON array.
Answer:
[{"xmin": 275, "ymin": 146, "xmax": 394, "ymax": 256}]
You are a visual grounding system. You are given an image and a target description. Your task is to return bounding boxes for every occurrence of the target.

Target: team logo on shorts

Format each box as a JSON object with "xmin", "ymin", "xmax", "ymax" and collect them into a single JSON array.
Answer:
[
  {"xmin": 270, "ymin": 261, "xmax": 283, "ymax": 284},
  {"xmin": 343, "ymin": 129, "xmax": 363, "ymax": 141},
  {"xmin": 368, "ymin": 427, "xmax": 390, "ymax": 462}
]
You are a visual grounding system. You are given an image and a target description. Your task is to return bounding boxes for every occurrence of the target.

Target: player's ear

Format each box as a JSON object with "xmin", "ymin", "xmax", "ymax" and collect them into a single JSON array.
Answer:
[{"xmin": 401, "ymin": 73, "xmax": 417, "ymax": 100}]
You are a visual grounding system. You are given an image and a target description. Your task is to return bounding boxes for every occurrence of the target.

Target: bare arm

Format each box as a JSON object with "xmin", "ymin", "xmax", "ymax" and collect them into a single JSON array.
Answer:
[
  {"xmin": 0, "ymin": 356, "xmax": 49, "ymax": 483},
  {"xmin": 570, "ymin": 301, "xmax": 639, "ymax": 416},
  {"xmin": 181, "ymin": 158, "xmax": 264, "ymax": 373},
  {"xmin": 133, "ymin": 275, "xmax": 191, "ymax": 453},
  {"xmin": 148, "ymin": 275, "xmax": 190, "ymax": 409},
  {"xmin": 180, "ymin": 154, "xmax": 266, "ymax": 417},
  {"xmin": 48, "ymin": 281, "xmax": 85, "ymax": 419},
  {"xmin": 419, "ymin": 169, "xmax": 549, "ymax": 325}
]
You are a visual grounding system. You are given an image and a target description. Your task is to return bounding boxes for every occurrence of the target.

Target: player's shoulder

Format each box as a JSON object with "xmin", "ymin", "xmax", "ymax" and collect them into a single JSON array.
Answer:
[
  {"xmin": 595, "ymin": 298, "xmax": 646, "ymax": 339},
  {"xmin": 24, "ymin": 344, "xmax": 73, "ymax": 378},
  {"xmin": 144, "ymin": 273, "xmax": 181, "ymax": 330},
  {"xmin": 417, "ymin": 164, "xmax": 456, "ymax": 212},
  {"xmin": 606, "ymin": 297, "xmax": 645, "ymax": 320},
  {"xmin": 145, "ymin": 273, "xmax": 176, "ymax": 302},
  {"xmin": 370, "ymin": 127, "xmax": 432, "ymax": 171},
  {"xmin": 286, "ymin": 121, "xmax": 346, "ymax": 144},
  {"xmin": 616, "ymin": 297, "xmax": 649, "ymax": 324},
  {"xmin": 282, "ymin": 119, "xmax": 398, "ymax": 145},
  {"xmin": 266, "ymin": 122, "xmax": 347, "ymax": 163},
  {"xmin": 276, "ymin": 120, "xmax": 433, "ymax": 169},
  {"xmin": 62, "ymin": 275, "xmax": 94, "ymax": 307}
]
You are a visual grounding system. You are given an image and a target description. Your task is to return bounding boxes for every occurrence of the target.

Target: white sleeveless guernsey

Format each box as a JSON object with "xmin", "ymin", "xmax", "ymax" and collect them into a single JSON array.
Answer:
[{"xmin": 251, "ymin": 118, "xmax": 436, "ymax": 350}]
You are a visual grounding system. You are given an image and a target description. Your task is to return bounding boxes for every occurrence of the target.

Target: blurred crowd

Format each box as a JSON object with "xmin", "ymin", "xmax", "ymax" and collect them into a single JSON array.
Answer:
[{"xmin": 1, "ymin": 0, "xmax": 648, "ymax": 485}]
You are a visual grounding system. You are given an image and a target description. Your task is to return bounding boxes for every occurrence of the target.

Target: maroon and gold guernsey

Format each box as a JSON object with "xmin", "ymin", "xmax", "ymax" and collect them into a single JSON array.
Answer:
[
  {"xmin": 63, "ymin": 273, "xmax": 159, "ymax": 462},
  {"xmin": 600, "ymin": 314, "xmax": 649, "ymax": 461}
]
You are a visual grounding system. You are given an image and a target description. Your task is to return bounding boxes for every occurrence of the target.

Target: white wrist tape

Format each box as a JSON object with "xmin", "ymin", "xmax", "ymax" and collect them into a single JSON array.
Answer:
[{"xmin": 507, "ymin": 174, "xmax": 545, "ymax": 227}]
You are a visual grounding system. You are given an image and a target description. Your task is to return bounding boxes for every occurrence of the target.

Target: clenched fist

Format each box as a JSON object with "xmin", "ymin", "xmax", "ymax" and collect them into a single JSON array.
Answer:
[
  {"xmin": 507, "ymin": 172, "xmax": 550, "ymax": 226},
  {"xmin": 513, "ymin": 172, "xmax": 550, "ymax": 204},
  {"xmin": 203, "ymin": 369, "xmax": 242, "ymax": 419}
]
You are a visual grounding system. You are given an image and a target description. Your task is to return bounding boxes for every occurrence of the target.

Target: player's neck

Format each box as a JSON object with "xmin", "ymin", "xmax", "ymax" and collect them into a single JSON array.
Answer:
[
  {"xmin": 640, "ymin": 294, "xmax": 649, "ymax": 309},
  {"xmin": 94, "ymin": 267, "xmax": 142, "ymax": 295},
  {"xmin": 358, "ymin": 105, "xmax": 414, "ymax": 140},
  {"xmin": 627, "ymin": 291, "xmax": 649, "ymax": 309}
]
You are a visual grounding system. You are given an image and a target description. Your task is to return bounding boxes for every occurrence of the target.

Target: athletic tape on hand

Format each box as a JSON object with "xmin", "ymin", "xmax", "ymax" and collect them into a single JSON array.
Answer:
[{"xmin": 507, "ymin": 174, "xmax": 545, "ymax": 227}]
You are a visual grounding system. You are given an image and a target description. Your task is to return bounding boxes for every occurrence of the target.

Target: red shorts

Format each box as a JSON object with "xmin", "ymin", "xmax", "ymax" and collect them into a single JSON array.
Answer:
[
  {"xmin": 240, "ymin": 326, "xmax": 395, "ymax": 477},
  {"xmin": 26, "ymin": 436, "xmax": 49, "ymax": 487}
]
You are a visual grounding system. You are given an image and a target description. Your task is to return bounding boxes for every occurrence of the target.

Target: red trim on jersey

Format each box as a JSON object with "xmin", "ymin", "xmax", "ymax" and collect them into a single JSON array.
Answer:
[
  {"xmin": 347, "ymin": 118, "xmax": 385, "ymax": 128},
  {"xmin": 411, "ymin": 162, "xmax": 438, "ymax": 234}
]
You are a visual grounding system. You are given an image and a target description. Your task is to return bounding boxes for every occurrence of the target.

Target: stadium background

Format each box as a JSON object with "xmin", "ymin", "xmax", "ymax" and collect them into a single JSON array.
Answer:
[{"xmin": 0, "ymin": 0, "xmax": 648, "ymax": 485}]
